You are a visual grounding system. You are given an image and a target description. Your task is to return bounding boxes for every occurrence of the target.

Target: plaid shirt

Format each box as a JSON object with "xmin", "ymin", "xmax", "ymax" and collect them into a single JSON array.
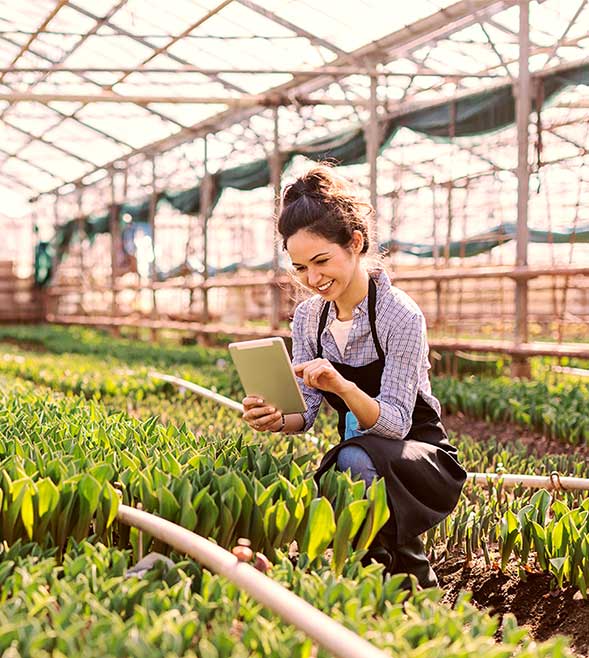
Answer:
[{"xmin": 291, "ymin": 268, "xmax": 441, "ymax": 439}]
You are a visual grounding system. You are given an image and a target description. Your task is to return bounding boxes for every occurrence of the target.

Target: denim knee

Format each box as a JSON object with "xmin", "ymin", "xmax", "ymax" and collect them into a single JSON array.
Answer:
[{"xmin": 336, "ymin": 445, "xmax": 378, "ymax": 486}]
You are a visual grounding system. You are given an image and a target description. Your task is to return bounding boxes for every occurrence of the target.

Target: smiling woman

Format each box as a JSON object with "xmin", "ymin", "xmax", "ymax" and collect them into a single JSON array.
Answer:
[
  {"xmin": 242, "ymin": 164, "xmax": 466, "ymax": 589},
  {"xmin": 243, "ymin": 166, "xmax": 465, "ymax": 587}
]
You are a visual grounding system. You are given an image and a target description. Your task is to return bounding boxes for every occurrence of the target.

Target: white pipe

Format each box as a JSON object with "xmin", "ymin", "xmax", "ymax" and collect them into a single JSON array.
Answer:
[
  {"xmin": 116, "ymin": 504, "xmax": 390, "ymax": 658},
  {"xmin": 150, "ymin": 370, "xmax": 244, "ymax": 412},
  {"xmin": 466, "ymin": 471, "xmax": 589, "ymax": 491},
  {"xmin": 149, "ymin": 374, "xmax": 589, "ymax": 491},
  {"xmin": 149, "ymin": 371, "xmax": 320, "ymax": 446},
  {"xmin": 550, "ymin": 365, "xmax": 589, "ymax": 378}
]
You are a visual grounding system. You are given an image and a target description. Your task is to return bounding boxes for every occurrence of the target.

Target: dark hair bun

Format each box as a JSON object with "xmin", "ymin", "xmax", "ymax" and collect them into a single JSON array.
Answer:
[{"xmin": 278, "ymin": 164, "xmax": 373, "ymax": 254}]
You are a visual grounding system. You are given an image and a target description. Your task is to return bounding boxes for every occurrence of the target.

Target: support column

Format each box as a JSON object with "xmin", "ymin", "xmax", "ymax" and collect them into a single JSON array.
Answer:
[
  {"xmin": 431, "ymin": 180, "xmax": 442, "ymax": 330},
  {"xmin": 201, "ymin": 135, "xmax": 211, "ymax": 326},
  {"xmin": 76, "ymin": 186, "xmax": 84, "ymax": 315},
  {"xmin": 444, "ymin": 181, "xmax": 453, "ymax": 265},
  {"xmin": 270, "ymin": 106, "xmax": 282, "ymax": 331},
  {"xmin": 109, "ymin": 172, "xmax": 120, "ymax": 324},
  {"xmin": 51, "ymin": 192, "xmax": 60, "ymax": 318},
  {"xmin": 148, "ymin": 156, "xmax": 158, "ymax": 333},
  {"xmin": 513, "ymin": 0, "xmax": 531, "ymax": 378},
  {"xmin": 121, "ymin": 165, "xmax": 138, "ymax": 338},
  {"xmin": 367, "ymin": 72, "xmax": 379, "ymax": 223},
  {"xmin": 186, "ymin": 164, "xmax": 196, "ymax": 317}
]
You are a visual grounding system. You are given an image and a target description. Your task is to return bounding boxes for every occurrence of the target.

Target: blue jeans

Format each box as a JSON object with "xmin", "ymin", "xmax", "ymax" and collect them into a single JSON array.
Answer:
[{"xmin": 336, "ymin": 445, "xmax": 378, "ymax": 487}]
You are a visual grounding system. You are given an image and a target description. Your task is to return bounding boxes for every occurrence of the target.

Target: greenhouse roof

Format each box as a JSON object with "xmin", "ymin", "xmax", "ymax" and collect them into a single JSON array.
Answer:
[{"xmin": 1, "ymin": 0, "xmax": 588, "ymax": 216}]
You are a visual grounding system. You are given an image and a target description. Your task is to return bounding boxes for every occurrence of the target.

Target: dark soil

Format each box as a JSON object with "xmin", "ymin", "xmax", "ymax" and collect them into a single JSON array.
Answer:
[
  {"xmin": 439, "ymin": 414, "xmax": 589, "ymax": 655},
  {"xmin": 444, "ymin": 411, "xmax": 589, "ymax": 459},
  {"xmin": 437, "ymin": 552, "xmax": 589, "ymax": 657}
]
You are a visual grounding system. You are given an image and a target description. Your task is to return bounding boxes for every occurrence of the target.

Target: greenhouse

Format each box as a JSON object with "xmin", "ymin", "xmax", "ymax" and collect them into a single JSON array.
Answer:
[{"xmin": 0, "ymin": 0, "xmax": 588, "ymax": 656}]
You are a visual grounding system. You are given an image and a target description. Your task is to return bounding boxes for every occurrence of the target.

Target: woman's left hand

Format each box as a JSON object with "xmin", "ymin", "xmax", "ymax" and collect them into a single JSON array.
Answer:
[{"xmin": 294, "ymin": 359, "xmax": 354, "ymax": 396}]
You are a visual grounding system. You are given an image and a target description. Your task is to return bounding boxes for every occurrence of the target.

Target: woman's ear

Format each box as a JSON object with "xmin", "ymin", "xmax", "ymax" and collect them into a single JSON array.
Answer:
[{"xmin": 351, "ymin": 230, "xmax": 364, "ymax": 254}]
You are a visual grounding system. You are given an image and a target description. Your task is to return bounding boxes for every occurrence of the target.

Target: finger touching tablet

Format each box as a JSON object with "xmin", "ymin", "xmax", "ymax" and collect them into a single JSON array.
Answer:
[{"xmin": 228, "ymin": 337, "xmax": 307, "ymax": 415}]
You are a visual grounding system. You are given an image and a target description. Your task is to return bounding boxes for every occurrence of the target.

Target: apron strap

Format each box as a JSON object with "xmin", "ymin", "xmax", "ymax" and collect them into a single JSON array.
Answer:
[
  {"xmin": 368, "ymin": 277, "xmax": 385, "ymax": 362},
  {"xmin": 316, "ymin": 298, "xmax": 330, "ymax": 358},
  {"xmin": 316, "ymin": 275, "xmax": 385, "ymax": 361}
]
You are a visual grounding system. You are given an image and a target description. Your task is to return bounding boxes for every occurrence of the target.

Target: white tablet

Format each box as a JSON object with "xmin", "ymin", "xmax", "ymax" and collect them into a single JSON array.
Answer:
[{"xmin": 228, "ymin": 337, "xmax": 307, "ymax": 414}]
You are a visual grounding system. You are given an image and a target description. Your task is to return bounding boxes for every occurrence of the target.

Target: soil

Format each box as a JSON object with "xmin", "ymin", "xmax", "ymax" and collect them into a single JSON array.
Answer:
[
  {"xmin": 436, "ymin": 552, "xmax": 589, "ymax": 657},
  {"xmin": 440, "ymin": 413, "xmax": 589, "ymax": 656},
  {"xmin": 443, "ymin": 412, "xmax": 589, "ymax": 459}
]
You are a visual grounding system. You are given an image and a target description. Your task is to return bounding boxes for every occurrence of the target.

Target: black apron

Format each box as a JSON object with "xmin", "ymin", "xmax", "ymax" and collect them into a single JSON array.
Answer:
[{"xmin": 314, "ymin": 277, "xmax": 466, "ymax": 545}]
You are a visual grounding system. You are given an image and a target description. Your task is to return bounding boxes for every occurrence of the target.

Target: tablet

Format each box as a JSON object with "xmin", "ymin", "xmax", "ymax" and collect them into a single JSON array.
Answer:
[{"xmin": 228, "ymin": 337, "xmax": 307, "ymax": 414}]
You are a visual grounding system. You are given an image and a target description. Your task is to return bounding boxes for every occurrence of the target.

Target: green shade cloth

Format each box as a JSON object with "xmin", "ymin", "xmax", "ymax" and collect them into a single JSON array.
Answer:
[
  {"xmin": 34, "ymin": 62, "xmax": 589, "ymax": 285},
  {"xmin": 216, "ymin": 158, "xmax": 273, "ymax": 191},
  {"xmin": 84, "ymin": 212, "xmax": 110, "ymax": 238},
  {"xmin": 164, "ymin": 185, "xmax": 203, "ymax": 215},
  {"xmin": 393, "ymin": 86, "xmax": 515, "ymax": 138},
  {"xmin": 34, "ymin": 241, "xmax": 54, "ymax": 286},
  {"xmin": 386, "ymin": 63, "xmax": 589, "ymax": 139},
  {"xmin": 120, "ymin": 198, "xmax": 157, "ymax": 223},
  {"xmin": 381, "ymin": 222, "xmax": 589, "ymax": 258},
  {"xmin": 291, "ymin": 128, "xmax": 368, "ymax": 165}
]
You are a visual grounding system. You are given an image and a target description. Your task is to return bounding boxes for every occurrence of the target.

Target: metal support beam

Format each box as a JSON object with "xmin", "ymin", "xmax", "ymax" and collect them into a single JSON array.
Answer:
[
  {"xmin": 0, "ymin": 145, "xmax": 65, "ymax": 183},
  {"xmin": 2, "ymin": 65, "xmax": 501, "ymax": 77},
  {"xmin": 544, "ymin": 0, "xmax": 588, "ymax": 69},
  {"xmin": 0, "ymin": 91, "xmax": 374, "ymax": 106},
  {"xmin": 270, "ymin": 107, "xmax": 281, "ymax": 331},
  {"xmin": 36, "ymin": 0, "xmax": 520, "ymax": 200},
  {"xmin": 0, "ymin": 0, "xmax": 69, "ymax": 84},
  {"xmin": 76, "ymin": 187, "xmax": 85, "ymax": 315},
  {"xmin": 0, "ymin": 33, "xmax": 136, "ymax": 152},
  {"xmin": 445, "ymin": 182, "xmax": 454, "ymax": 265},
  {"xmin": 67, "ymin": 1, "xmax": 247, "ymax": 98},
  {"xmin": 236, "ymin": 0, "xmax": 345, "ymax": 56},
  {"xmin": 149, "ymin": 157, "xmax": 158, "ymax": 324},
  {"xmin": 201, "ymin": 137, "xmax": 211, "ymax": 324},
  {"xmin": 109, "ymin": 174, "xmax": 119, "ymax": 318},
  {"xmin": 4, "ymin": 117, "xmax": 97, "ymax": 169},
  {"xmin": 513, "ymin": 0, "xmax": 531, "ymax": 377},
  {"xmin": 367, "ymin": 73, "xmax": 379, "ymax": 225},
  {"xmin": 0, "ymin": 171, "xmax": 37, "ymax": 192}
]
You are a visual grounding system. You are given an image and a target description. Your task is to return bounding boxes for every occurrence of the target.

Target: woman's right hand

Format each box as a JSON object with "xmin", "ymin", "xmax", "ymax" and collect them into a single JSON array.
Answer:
[{"xmin": 242, "ymin": 396, "xmax": 283, "ymax": 432}]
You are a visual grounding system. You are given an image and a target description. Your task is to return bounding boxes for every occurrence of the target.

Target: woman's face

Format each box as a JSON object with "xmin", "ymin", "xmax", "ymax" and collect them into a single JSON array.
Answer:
[{"xmin": 286, "ymin": 228, "xmax": 363, "ymax": 301}]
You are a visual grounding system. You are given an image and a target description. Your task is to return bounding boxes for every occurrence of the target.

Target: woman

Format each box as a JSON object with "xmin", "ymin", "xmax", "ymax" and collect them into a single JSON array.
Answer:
[{"xmin": 242, "ymin": 165, "xmax": 466, "ymax": 588}]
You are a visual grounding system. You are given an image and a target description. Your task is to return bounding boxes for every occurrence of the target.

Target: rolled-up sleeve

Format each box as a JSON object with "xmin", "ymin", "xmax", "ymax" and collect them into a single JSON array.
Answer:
[
  {"xmin": 363, "ymin": 309, "xmax": 426, "ymax": 439},
  {"xmin": 291, "ymin": 302, "xmax": 323, "ymax": 432}
]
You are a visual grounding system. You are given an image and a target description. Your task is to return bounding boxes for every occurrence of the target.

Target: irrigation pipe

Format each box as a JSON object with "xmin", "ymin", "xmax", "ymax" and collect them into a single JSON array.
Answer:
[
  {"xmin": 149, "ymin": 371, "xmax": 320, "ymax": 446},
  {"xmin": 550, "ymin": 365, "xmax": 589, "ymax": 378},
  {"xmin": 150, "ymin": 373, "xmax": 589, "ymax": 492},
  {"xmin": 150, "ymin": 371, "xmax": 244, "ymax": 412},
  {"xmin": 467, "ymin": 471, "xmax": 589, "ymax": 491},
  {"xmin": 116, "ymin": 504, "xmax": 390, "ymax": 658}
]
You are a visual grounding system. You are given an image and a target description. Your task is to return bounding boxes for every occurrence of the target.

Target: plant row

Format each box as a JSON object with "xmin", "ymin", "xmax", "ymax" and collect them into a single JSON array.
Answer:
[
  {"xmin": 0, "ymin": 323, "xmax": 225, "ymax": 367},
  {"xmin": 427, "ymin": 483, "xmax": 589, "ymax": 596},
  {"xmin": 3, "ymin": 332, "xmax": 589, "ymax": 445},
  {"xmin": 433, "ymin": 374, "xmax": 589, "ymax": 445},
  {"xmin": 0, "ymin": 539, "xmax": 571, "ymax": 658},
  {"xmin": 2, "ymin": 378, "xmax": 589, "ymax": 596},
  {"xmin": 0, "ymin": 384, "xmax": 388, "ymax": 571},
  {"xmin": 0, "ymin": 347, "xmax": 241, "ymax": 401}
]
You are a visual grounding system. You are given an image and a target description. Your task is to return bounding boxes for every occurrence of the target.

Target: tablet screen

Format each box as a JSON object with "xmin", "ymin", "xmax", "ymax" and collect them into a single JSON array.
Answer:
[{"xmin": 228, "ymin": 337, "xmax": 307, "ymax": 415}]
